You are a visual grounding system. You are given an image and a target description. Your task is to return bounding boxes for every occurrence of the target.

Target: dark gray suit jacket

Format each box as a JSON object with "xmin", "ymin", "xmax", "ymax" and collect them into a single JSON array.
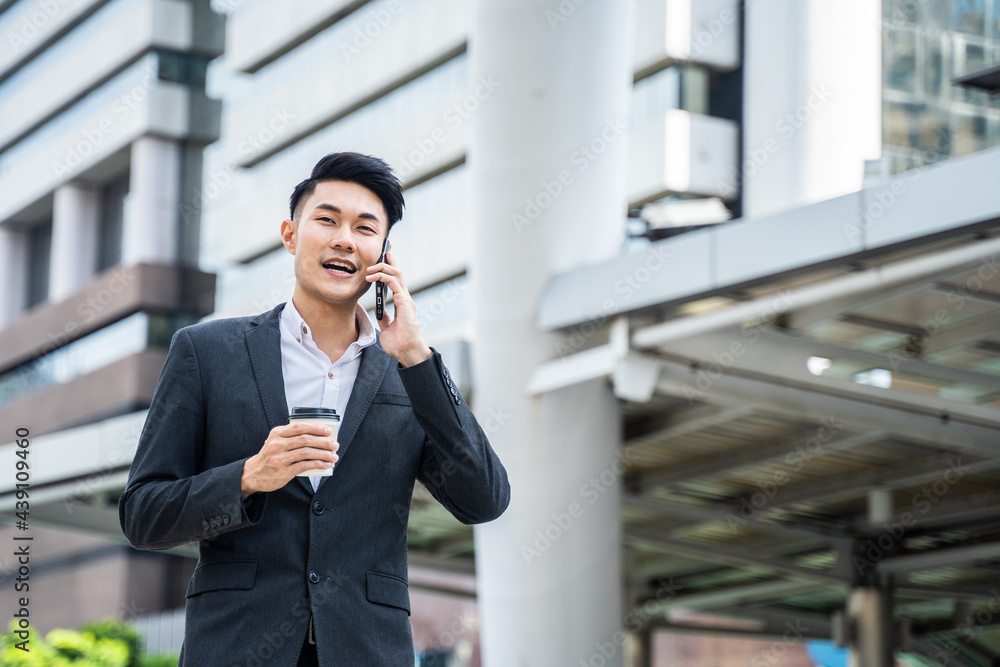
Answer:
[{"xmin": 118, "ymin": 302, "xmax": 510, "ymax": 666}]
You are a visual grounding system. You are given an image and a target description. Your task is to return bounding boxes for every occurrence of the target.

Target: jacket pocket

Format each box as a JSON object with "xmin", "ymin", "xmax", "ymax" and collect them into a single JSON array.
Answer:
[
  {"xmin": 371, "ymin": 392, "xmax": 411, "ymax": 407},
  {"xmin": 365, "ymin": 571, "xmax": 410, "ymax": 614},
  {"xmin": 186, "ymin": 561, "xmax": 258, "ymax": 597}
]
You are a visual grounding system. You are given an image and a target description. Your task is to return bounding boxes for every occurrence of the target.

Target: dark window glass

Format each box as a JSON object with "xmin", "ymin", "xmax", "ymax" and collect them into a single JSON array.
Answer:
[
  {"xmin": 26, "ymin": 220, "xmax": 51, "ymax": 309},
  {"xmin": 98, "ymin": 175, "xmax": 128, "ymax": 271}
]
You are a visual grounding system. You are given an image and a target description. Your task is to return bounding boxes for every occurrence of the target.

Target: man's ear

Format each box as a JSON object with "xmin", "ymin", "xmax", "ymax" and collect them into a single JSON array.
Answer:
[{"xmin": 280, "ymin": 219, "xmax": 296, "ymax": 254}]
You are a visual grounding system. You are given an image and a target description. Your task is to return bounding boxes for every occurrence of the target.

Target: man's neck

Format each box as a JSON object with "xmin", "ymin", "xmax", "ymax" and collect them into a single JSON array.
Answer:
[{"xmin": 291, "ymin": 291, "xmax": 360, "ymax": 362}]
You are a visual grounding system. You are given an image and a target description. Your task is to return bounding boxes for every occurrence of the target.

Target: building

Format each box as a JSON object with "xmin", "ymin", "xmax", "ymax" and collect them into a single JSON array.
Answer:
[{"xmin": 1, "ymin": 0, "xmax": 999, "ymax": 665}]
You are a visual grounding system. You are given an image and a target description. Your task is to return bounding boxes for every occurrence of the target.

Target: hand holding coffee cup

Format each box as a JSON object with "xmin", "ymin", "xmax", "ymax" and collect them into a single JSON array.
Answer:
[
  {"xmin": 239, "ymin": 408, "xmax": 341, "ymax": 498},
  {"xmin": 289, "ymin": 407, "xmax": 341, "ymax": 477}
]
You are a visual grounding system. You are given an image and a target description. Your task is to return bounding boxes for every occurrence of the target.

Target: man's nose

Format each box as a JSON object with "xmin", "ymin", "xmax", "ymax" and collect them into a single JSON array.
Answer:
[{"xmin": 328, "ymin": 227, "xmax": 355, "ymax": 252}]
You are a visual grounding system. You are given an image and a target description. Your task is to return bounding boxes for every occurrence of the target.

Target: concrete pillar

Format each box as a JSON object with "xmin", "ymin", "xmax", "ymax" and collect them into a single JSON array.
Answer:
[
  {"xmin": 848, "ymin": 587, "xmax": 894, "ymax": 667},
  {"xmin": 124, "ymin": 136, "xmax": 181, "ymax": 265},
  {"xmin": 867, "ymin": 487, "xmax": 893, "ymax": 526},
  {"xmin": 469, "ymin": 1, "xmax": 633, "ymax": 664},
  {"xmin": 50, "ymin": 183, "xmax": 100, "ymax": 301},
  {"xmin": 0, "ymin": 227, "xmax": 28, "ymax": 327},
  {"xmin": 742, "ymin": 0, "xmax": 881, "ymax": 218}
]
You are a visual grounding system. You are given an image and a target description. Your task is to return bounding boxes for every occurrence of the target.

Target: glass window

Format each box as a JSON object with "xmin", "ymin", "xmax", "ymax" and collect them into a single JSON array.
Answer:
[
  {"xmin": 25, "ymin": 220, "xmax": 51, "ymax": 309},
  {"xmin": 922, "ymin": 33, "xmax": 948, "ymax": 98},
  {"xmin": 631, "ymin": 65, "xmax": 710, "ymax": 126},
  {"xmin": 953, "ymin": 0, "xmax": 987, "ymax": 35},
  {"xmin": 885, "ymin": 28, "xmax": 918, "ymax": 93},
  {"xmin": 0, "ymin": 311, "xmax": 199, "ymax": 406},
  {"xmin": 952, "ymin": 112, "xmax": 990, "ymax": 154},
  {"xmin": 98, "ymin": 175, "xmax": 128, "ymax": 272}
]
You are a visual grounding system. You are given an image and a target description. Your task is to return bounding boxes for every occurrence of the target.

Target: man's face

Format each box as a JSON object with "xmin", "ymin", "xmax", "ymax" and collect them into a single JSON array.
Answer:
[{"xmin": 281, "ymin": 180, "xmax": 387, "ymax": 308}]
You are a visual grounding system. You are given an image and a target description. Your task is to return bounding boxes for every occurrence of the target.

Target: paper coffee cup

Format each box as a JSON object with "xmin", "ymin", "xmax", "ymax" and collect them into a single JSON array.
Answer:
[{"xmin": 289, "ymin": 407, "xmax": 340, "ymax": 477}]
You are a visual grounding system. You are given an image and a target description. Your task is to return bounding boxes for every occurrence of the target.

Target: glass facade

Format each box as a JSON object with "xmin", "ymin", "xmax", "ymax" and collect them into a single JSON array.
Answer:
[
  {"xmin": 882, "ymin": 0, "xmax": 1000, "ymax": 174},
  {"xmin": 0, "ymin": 311, "xmax": 200, "ymax": 406},
  {"xmin": 632, "ymin": 65, "xmax": 710, "ymax": 127}
]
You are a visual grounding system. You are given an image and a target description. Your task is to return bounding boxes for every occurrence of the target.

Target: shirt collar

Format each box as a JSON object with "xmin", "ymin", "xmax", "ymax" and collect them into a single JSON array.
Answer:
[{"xmin": 281, "ymin": 297, "xmax": 377, "ymax": 359}]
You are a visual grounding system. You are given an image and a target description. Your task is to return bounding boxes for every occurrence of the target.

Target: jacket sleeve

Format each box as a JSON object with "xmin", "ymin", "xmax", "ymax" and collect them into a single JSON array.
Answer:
[
  {"xmin": 397, "ymin": 349, "xmax": 510, "ymax": 524},
  {"xmin": 118, "ymin": 327, "xmax": 265, "ymax": 550}
]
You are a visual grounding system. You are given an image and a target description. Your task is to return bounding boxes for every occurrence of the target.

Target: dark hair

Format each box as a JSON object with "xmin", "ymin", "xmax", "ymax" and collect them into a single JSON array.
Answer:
[{"xmin": 288, "ymin": 152, "xmax": 404, "ymax": 234}]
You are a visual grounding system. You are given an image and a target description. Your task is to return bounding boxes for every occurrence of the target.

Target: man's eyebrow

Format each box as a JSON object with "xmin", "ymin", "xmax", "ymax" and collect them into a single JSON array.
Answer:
[{"xmin": 312, "ymin": 202, "xmax": 382, "ymax": 222}]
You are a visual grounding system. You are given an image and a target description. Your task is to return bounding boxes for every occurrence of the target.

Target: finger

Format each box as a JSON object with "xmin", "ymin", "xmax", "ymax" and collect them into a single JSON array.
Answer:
[
  {"xmin": 280, "ymin": 422, "xmax": 334, "ymax": 437},
  {"xmin": 286, "ymin": 436, "xmax": 339, "ymax": 452},
  {"xmin": 367, "ymin": 272, "xmax": 406, "ymax": 298},
  {"xmin": 285, "ymin": 446, "xmax": 339, "ymax": 464}
]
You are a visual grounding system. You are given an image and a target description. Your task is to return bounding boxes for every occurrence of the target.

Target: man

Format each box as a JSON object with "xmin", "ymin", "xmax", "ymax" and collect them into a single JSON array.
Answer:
[{"xmin": 119, "ymin": 152, "xmax": 510, "ymax": 666}]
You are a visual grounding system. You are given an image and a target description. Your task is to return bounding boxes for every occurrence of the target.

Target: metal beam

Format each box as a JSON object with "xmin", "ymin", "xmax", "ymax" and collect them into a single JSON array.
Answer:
[
  {"xmin": 759, "ymin": 329, "xmax": 1000, "ymax": 392},
  {"xmin": 654, "ymin": 579, "xmax": 824, "ymax": 611},
  {"xmin": 660, "ymin": 329, "xmax": 1000, "ymax": 432},
  {"xmin": 630, "ymin": 236, "xmax": 1000, "ymax": 348},
  {"xmin": 625, "ymin": 404, "xmax": 757, "ymax": 449},
  {"xmin": 635, "ymin": 430, "xmax": 883, "ymax": 492},
  {"xmin": 625, "ymin": 494, "xmax": 843, "ymax": 540},
  {"xmin": 627, "ymin": 528, "xmax": 848, "ymax": 586},
  {"xmin": 750, "ymin": 452, "xmax": 1000, "ymax": 512},
  {"xmin": 651, "ymin": 354, "xmax": 1000, "ymax": 459},
  {"xmin": 880, "ymin": 541, "xmax": 1000, "ymax": 574}
]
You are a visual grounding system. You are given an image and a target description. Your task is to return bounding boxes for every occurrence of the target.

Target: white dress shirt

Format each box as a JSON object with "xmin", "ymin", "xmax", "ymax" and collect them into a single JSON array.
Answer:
[{"xmin": 279, "ymin": 297, "xmax": 378, "ymax": 491}]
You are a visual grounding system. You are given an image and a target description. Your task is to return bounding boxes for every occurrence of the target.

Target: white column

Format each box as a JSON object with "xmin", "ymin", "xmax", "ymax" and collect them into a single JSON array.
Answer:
[
  {"xmin": 742, "ymin": 0, "xmax": 881, "ymax": 218},
  {"xmin": 124, "ymin": 136, "xmax": 181, "ymax": 265},
  {"xmin": 0, "ymin": 227, "xmax": 28, "ymax": 327},
  {"xmin": 470, "ymin": 1, "xmax": 633, "ymax": 664},
  {"xmin": 50, "ymin": 183, "xmax": 100, "ymax": 301}
]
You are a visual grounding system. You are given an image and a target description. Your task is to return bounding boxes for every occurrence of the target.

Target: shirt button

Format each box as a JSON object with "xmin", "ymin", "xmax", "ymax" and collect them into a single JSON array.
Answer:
[
  {"xmin": 296, "ymin": 338, "xmax": 301, "ymax": 343},
  {"xmin": 328, "ymin": 372, "xmax": 333, "ymax": 379},
  {"xmin": 312, "ymin": 502, "xmax": 324, "ymax": 515},
  {"xmin": 309, "ymin": 571, "xmax": 321, "ymax": 584},
  {"xmin": 302, "ymin": 325, "xmax": 308, "ymax": 334}
]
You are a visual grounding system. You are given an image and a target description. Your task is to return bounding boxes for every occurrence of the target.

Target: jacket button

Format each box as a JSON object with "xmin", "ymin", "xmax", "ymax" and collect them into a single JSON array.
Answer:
[
  {"xmin": 208, "ymin": 518, "xmax": 217, "ymax": 528},
  {"xmin": 312, "ymin": 502, "xmax": 324, "ymax": 515},
  {"xmin": 222, "ymin": 514, "xmax": 230, "ymax": 525},
  {"xmin": 308, "ymin": 571, "xmax": 321, "ymax": 584},
  {"xmin": 201, "ymin": 520, "xmax": 209, "ymax": 530}
]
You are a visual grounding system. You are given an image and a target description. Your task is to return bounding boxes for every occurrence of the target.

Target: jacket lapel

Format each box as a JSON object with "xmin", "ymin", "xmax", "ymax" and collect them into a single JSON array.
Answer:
[
  {"xmin": 334, "ymin": 337, "xmax": 391, "ymax": 463},
  {"xmin": 245, "ymin": 303, "xmax": 289, "ymax": 433},
  {"xmin": 245, "ymin": 303, "xmax": 314, "ymax": 496}
]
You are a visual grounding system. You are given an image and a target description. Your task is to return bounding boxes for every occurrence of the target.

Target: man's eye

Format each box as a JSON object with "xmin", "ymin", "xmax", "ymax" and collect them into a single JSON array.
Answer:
[
  {"xmin": 319, "ymin": 217, "xmax": 334, "ymax": 223},
  {"xmin": 359, "ymin": 225, "xmax": 375, "ymax": 233}
]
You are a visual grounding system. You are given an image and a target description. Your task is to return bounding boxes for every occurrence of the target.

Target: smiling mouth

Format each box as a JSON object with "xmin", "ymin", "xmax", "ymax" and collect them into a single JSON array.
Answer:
[{"xmin": 322, "ymin": 260, "xmax": 357, "ymax": 274}]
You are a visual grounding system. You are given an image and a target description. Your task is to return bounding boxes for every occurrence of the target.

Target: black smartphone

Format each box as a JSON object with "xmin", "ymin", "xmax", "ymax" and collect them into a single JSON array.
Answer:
[{"xmin": 376, "ymin": 238, "xmax": 390, "ymax": 321}]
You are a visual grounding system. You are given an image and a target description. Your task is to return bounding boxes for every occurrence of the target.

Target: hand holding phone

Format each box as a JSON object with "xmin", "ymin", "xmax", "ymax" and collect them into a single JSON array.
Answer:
[{"xmin": 376, "ymin": 238, "xmax": 390, "ymax": 321}]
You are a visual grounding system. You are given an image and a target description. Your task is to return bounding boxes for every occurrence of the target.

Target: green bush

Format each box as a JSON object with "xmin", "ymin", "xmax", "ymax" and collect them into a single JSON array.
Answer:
[{"xmin": 0, "ymin": 619, "xmax": 178, "ymax": 667}]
